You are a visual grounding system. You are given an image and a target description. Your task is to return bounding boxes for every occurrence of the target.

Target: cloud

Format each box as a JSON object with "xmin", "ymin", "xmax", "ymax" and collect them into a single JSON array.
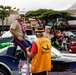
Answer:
[{"xmin": 0, "ymin": 0, "xmax": 76, "ymax": 11}]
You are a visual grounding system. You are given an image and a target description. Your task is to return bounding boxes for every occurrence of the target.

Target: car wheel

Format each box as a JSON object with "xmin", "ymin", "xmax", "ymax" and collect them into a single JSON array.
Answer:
[{"xmin": 0, "ymin": 68, "xmax": 9, "ymax": 75}]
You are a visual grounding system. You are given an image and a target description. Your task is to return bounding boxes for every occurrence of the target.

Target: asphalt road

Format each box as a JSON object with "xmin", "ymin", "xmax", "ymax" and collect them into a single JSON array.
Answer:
[
  {"xmin": 48, "ymin": 72, "xmax": 76, "ymax": 75},
  {"xmin": 18, "ymin": 72, "xmax": 76, "ymax": 75}
]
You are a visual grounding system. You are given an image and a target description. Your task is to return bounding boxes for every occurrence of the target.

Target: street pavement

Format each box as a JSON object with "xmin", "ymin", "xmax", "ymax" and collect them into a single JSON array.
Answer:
[{"xmin": 48, "ymin": 71, "xmax": 76, "ymax": 75}]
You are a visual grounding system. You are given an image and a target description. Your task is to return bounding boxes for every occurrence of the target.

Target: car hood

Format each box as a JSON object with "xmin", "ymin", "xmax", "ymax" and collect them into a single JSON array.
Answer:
[
  {"xmin": 1, "ymin": 31, "xmax": 12, "ymax": 38},
  {"xmin": 52, "ymin": 47, "xmax": 76, "ymax": 61},
  {"xmin": 52, "ymin": 57, "xmax": 73, "ymax": 62},
  {"xmin": 52, "ymin": 54, "xmax": 76, "ymax": 62},
  {"xmin": 61, "ymin": 53, "xmax": 76, "ymax": 61}
]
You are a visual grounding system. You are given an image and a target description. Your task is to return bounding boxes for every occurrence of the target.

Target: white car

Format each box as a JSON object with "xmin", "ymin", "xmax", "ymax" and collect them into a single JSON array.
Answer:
[
  {"xmin": 52, "ymin": 47, "xmax": 76, "ymax": 61},
  {"xmin": 64, "ymin": 31, "xmax": 75, "ymax": 37},
  {"xmin": 1, "ymin": 31, "xmax": 12, "ymax": 38},
  {"xmin": 0, "ymin": 30, "xmax": 34, "ymax": 38}
]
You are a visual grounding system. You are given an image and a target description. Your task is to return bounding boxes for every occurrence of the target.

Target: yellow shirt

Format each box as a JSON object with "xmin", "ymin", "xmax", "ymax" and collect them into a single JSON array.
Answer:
[{"xmin": 31, "ymin": 37, "xmax": 52, "ymax": 73}]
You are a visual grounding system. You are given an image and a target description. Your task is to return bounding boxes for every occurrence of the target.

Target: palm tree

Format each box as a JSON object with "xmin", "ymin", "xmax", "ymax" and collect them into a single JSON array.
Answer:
[{"xmin": 0, "ymin": 5, "xmax": 11, "ymax": 32}]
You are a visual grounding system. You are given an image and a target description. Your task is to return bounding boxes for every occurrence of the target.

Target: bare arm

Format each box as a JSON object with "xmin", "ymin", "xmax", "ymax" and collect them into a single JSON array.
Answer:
[
  {"xmin": 10, "ymin": 28, "xmax": 18, "ymax": 37},
  {"xmin": 26, "ymin": 47, "xmax": 35, "ymax": 58},
  {"xmin": 10, "ymin": 28, "xmax": 23, "ymax": 41}
]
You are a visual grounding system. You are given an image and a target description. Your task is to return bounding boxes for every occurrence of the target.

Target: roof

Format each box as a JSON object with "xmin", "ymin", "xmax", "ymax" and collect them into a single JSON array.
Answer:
[
  {"xmin": 10, "ymin": 11, "xmax": 17, "ymax": 14},
  {"xmin": 63, "ymin": 10, "xmax": 76, "ymax": 14}
]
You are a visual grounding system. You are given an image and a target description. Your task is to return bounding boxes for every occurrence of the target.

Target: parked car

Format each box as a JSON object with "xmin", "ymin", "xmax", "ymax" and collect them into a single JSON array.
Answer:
[
  {"xmin": 64, "ymin": 31, "xmax": 75, "ymax": 37},
  {"xmin": 52, "ymin": 47, "xmax": 76, "ymax": 60},
  {"xmin": 1, "ymin": 45, "xmax": 76, "ymax": 75},
  {"xmin": 51, "ymin": 47, "xmax": 76, "ymax": 72}
]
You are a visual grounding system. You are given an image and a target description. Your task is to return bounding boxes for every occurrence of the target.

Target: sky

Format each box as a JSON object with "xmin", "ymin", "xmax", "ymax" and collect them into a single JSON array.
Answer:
[{"xmin": 0, "ymin": 0, "xmax": 76, "ymax": 12}]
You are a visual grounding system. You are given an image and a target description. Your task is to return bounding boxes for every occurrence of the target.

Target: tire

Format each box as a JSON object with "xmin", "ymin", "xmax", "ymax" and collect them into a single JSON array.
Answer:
[{"xmin": 0, "ymin": 68, "xmax": 9, "ymax": 75}]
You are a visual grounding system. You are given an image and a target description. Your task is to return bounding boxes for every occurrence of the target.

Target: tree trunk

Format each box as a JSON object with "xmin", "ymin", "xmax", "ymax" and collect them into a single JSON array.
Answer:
[{"xmin": 2, "ymin": 19, "xmax": 4, "ymax": 33}]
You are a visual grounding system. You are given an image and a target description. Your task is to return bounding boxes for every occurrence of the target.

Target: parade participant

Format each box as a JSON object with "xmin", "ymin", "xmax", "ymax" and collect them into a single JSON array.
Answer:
[
  {"xmin": 26, "ymin": 26, "xmax": 52, "ymax": 75},
  {"xmin": 10, "ymin": 11, "xmax": 32, "ymax": 54}
]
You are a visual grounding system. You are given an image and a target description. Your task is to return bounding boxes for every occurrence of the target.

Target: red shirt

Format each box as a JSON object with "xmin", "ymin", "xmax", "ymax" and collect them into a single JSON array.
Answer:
[{"xmin": 30, "ymin": 42, "xmax": 37, "ymax": 54}]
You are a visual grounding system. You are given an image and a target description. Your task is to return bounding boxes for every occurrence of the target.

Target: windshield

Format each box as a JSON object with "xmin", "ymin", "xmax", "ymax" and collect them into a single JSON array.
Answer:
[{"xmin": 1, "ymin": 31, "xmax": 12, "ymax": 38}]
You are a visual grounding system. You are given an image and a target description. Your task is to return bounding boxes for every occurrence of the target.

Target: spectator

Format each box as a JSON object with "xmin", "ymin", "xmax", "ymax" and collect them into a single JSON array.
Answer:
[{"xmin": 43, "ymin": 26, "xmax": 53, "ymax": 40}]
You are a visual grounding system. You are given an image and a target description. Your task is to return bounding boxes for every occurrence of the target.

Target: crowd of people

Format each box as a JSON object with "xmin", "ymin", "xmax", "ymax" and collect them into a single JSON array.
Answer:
[
  {"xmin": 51, "ymin": 30, "xmax": 70, "ymax": 51},
  {"xmin": 43, "ymin": 26, "xmax": 76, "ymax": 51}
]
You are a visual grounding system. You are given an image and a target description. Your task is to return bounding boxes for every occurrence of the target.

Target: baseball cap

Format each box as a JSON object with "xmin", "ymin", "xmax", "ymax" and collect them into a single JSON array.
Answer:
[{"xmin": 18, "ymin": 9, "xmax": 25, "ymax": 17}]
